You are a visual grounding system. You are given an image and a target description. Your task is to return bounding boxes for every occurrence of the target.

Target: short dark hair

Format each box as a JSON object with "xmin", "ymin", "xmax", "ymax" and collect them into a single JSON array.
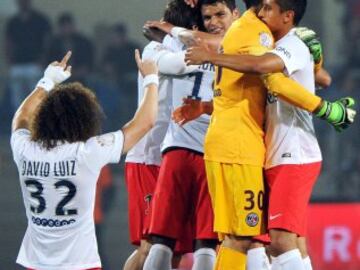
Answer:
[
  {"xmin": 199, "ymin": 0, "xmax": 237, "ymax": 11},
  {"xmin": 243, "ymin": 0, "xmax": 262, "ymax": 9},
  {"xmin": 163, "ymin": 0, "xmax": 202, "ymax": 29},
  {"xmin": 276, "ymin": 0, "xmax": 307, "ymax": 25},
  {"xmin": 31, "ymin": 83, "xmax": 103, "ymax": 150}
]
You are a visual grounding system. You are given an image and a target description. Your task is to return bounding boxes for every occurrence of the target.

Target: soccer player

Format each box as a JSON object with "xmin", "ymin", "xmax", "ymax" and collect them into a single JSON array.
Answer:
[
  {"xmin": 184, "ymin": 1, "xmax": 354, "ymax": 269},
  {"xmin": 123, "ymin": 2, "xmax": 203, "ymax": 270},
  {"xmin": 11, "ymin": 51, "xmax": 159, "ymax": 270},
  {"xmin": 142, "ymin": 4, "xmax": 239, "ymax": 270},
  {"xmin": 175, "ymin": 1, "xmax": 355, "ymax": 270}
]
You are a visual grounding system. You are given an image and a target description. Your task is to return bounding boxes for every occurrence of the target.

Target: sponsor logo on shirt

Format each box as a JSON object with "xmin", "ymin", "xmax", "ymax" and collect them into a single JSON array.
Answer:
[
  {"xmin": 282, "ymin": 153, "xmax": 292, "ymax": 158},
  {"xmin": 276, "ymin": 46, "xmax": 291, "ymax": 59},
  {"xmin": 31, "ymin": 216, "xmax": 76, "ymax": 227}
]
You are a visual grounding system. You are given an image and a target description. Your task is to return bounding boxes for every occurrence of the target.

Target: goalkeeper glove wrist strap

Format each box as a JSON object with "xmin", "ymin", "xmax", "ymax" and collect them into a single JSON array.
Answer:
[{"xmin": 316, "ymin": 101, "xmax": 343, "ymax": 124}]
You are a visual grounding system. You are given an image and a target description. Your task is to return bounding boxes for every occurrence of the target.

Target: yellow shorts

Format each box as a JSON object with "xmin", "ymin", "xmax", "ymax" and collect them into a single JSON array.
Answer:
[{"xmin": 205, "ymin": 161, "xmax": 266, "ymax": 237}]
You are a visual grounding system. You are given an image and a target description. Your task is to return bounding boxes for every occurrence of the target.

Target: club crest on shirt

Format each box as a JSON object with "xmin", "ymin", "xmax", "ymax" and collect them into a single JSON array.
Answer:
[
  {"xmin": 96, "ymin": 133, "xmax": 115, "ymax": 147},
  {"xmin": 259, "ymin": 32, "xmax": 273, "ymax": 48},
  {"xmin": 246, "ymin": 212, "xmax": 259, "ymax": 227}
]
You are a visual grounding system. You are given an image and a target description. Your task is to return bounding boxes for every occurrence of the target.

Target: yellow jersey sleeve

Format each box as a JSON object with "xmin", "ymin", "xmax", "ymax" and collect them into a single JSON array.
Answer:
[
  {"xmin": 262, "ymin": 73, "xmax": 321, "ymax": 112},
  {"xmin": 204, "ymin": 10, "xmax": 274, "ymax": 166}
]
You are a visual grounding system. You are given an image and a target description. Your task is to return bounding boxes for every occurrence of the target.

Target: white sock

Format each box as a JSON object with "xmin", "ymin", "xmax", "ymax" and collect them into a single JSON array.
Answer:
[
  {"xmin": 302, "ymin": 256, "xmax": 312, "ymax": 270},
  {"xmin": 192, "ymin": 248, "xmax": 216, "ymax": 270},
  {"xmin": 271, "ymin": 249, "xmax": 305, "ymax": 270},
  {"xmin": 143, "ymin": 244, "xmax": 173, "ymax": 270},
  {"xmin": 247, "ymin": 247, "xmax": 271, "ymax": 270}
]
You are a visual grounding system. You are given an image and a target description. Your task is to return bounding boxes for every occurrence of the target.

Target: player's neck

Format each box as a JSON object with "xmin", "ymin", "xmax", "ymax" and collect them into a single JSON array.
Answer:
[{"xmin": 273, "ymin": 24, "xmax": 293, "ymax": 41}]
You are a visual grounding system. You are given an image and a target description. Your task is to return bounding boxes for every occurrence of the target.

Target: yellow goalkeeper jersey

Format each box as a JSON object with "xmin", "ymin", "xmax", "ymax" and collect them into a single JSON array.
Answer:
[{"xmin": 204, "ymin": 10, "xmax": 274, "ymax": 166}]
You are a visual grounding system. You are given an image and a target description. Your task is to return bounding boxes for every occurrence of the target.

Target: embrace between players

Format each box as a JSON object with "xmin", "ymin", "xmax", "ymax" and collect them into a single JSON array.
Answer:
[{"xmin": 11, "ymin": 0, "xmax": 356, "ymax": 270}]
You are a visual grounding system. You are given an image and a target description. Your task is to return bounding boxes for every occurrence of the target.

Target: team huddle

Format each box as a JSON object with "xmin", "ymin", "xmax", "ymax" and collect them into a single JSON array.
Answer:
[{"xmin": 10, "ymin": 0, "xmax": 356, "ymax": 270}]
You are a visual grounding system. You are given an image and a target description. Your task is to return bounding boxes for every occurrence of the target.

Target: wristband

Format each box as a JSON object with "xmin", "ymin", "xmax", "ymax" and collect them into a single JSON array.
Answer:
[
  {"xmin": 36, "ymin": 77, "xmax": 55, "ymax": 92},
  {"xmin": 170, "ymin": 27, "xmax": 187, "ymax": 38},
  {"xmin": 143, "ymin": 74, "xmax": 159, "ymax": 88}
]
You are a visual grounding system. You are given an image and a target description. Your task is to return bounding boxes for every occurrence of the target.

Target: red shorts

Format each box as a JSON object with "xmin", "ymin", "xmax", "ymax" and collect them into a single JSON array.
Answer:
[
  {"xmin": 149, "ymin": 149, "xmax": 217, "ymax": 253},
  {"xmin": 253, "ymin": 234, "xmax": 271, "ymax": 244},
  {"xmin": 124, "ymin": 162, "xmax": 159, "ymax": 245},
  {"xmin": 266, "ymin": 162, "xmax": 322, "ymax": 236}
]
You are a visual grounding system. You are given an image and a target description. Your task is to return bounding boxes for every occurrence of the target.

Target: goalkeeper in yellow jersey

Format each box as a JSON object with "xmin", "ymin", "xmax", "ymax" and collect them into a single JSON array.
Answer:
[
  {"xmin": 150, "ymin": 1, "xmax": 356, "ymax": 270},
  {"xmin": 182, "ymin": 1, "xmax": 356, "ymax": 270}
]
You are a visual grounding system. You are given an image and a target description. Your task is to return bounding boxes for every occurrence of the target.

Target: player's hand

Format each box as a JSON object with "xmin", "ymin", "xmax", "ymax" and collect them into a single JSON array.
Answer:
[
  {"xmin": 184, "ymin": 0, "xmax": 198, "ymax": 8},
  {"xmin": 179, "ymin": 31, "xmax": 203, "ymax": 47},
  {"xmin": 316, "ymin": 97, "xmax": 357, "ymax": 132},
  {"xmin": 295, "ymin": 27, "xmax": 323, "ymax": 65},
  {"xmin": 172, "ymin": 97, "xmax": 204, "ymax": 126},
  {"xmin": 45, "ymin": 51, "xmax": 72, "ymax": 84},
  {"xmin": 36, "ymin": 51, "xmax": 72, "ymax": 92},
  {"xmin": 135, "ymin": 49, "xmax": 158, "ymax": 77},
  {"xmin": 185, "ymin": 45, "xmax": 212, "ymax": 65},
  {"xmin": 143, "ymin": 25, "xmax": 167, "ymax": 42},
  {"xmin": 145, "ymin": 21, "xmax": 174, "ymax": 34}
]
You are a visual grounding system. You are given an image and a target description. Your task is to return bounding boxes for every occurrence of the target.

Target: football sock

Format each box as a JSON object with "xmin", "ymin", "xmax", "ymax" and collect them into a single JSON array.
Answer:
[
  {"xmin": 271, "ymin": 249, "xmax": 305, "ymax": 270},
  {"xmin": 214, "ymin": 245, "xmax": 246, "ymax": 270},
  {"xmin": 247, "ymin": 247, "xmax": 271, "ymax": 270},
  {"xmin": 192, "ymin": 248, "xmax": 216, "ymax": 270},
  {"xmin": 143, "ymin": 244, "xmax": 172, "ymax": 270},
  {"xmin": 303, "ymin": 256, "xmax": 313, "ymax": 270}
]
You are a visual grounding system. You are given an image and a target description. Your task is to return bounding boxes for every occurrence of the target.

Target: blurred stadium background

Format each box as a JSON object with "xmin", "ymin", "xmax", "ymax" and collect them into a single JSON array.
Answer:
[{"xmin": 0, "ymin": 0, "xmax": 359, "ymax": 269}]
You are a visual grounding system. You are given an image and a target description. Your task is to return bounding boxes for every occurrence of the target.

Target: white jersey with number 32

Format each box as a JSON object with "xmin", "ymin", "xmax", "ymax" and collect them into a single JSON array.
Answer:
[{"xmin": 11, "ymin": 129, "xmax": 123, "ymax": 270}]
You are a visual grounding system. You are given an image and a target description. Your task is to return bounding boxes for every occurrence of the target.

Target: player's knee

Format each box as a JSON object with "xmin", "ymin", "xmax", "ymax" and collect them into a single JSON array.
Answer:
[
  {"xmin": 139, "ymin": 243, "xmax": 151, "ymax": 257},
  {"xmin": 195, "ymin": 239, "xmax": 218, "ymax": 250},
  {"xmin": 270, "ymin": 230, "xmax": 297, "ymax": 255},
  {"xmin": 222, "ymin": 235, "xmax": 252, "ymax": 253},
  {"xmin": 150, "ymin": 234, "xmax": 176, "ymax": 250},
  {"xmin": 297, "ymin": 237, "xmax": 308, "ymax": 257}
]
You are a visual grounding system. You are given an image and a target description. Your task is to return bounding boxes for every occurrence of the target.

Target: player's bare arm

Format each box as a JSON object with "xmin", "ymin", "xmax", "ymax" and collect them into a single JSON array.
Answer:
[
  {"xmin": 121, "ymin": 49, "xmax": 159, "ymax": 154},
  {"xmin": 143, "ymin": 25, "xmax": 167, "ymax": 43},
  {"xmin": 185, "ymin": 46, "xmax": 284, "ymax": 74},
  {"xmin": 12, "ymin": 51, "xmax": 72, "ymax": 132},
  {"xmin": 315, "ymin": 67, "xmax": 332, "ymax": 88}
]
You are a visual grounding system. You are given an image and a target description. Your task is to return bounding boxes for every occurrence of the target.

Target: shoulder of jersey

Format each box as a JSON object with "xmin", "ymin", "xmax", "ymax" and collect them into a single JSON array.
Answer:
[{"xmin": 285, "ymin": 32, "xmax": 310, "ymax": 54}]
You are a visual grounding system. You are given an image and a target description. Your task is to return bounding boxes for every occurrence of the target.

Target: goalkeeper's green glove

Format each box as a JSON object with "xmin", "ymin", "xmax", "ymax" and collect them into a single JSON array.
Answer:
[
  {"xmin": 295, "ymin": 27, "xmax": 323, "ymax": 65},
  {"xmin": 315, "ymin": 97, "xmax": 356, "ymax": 132}
]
